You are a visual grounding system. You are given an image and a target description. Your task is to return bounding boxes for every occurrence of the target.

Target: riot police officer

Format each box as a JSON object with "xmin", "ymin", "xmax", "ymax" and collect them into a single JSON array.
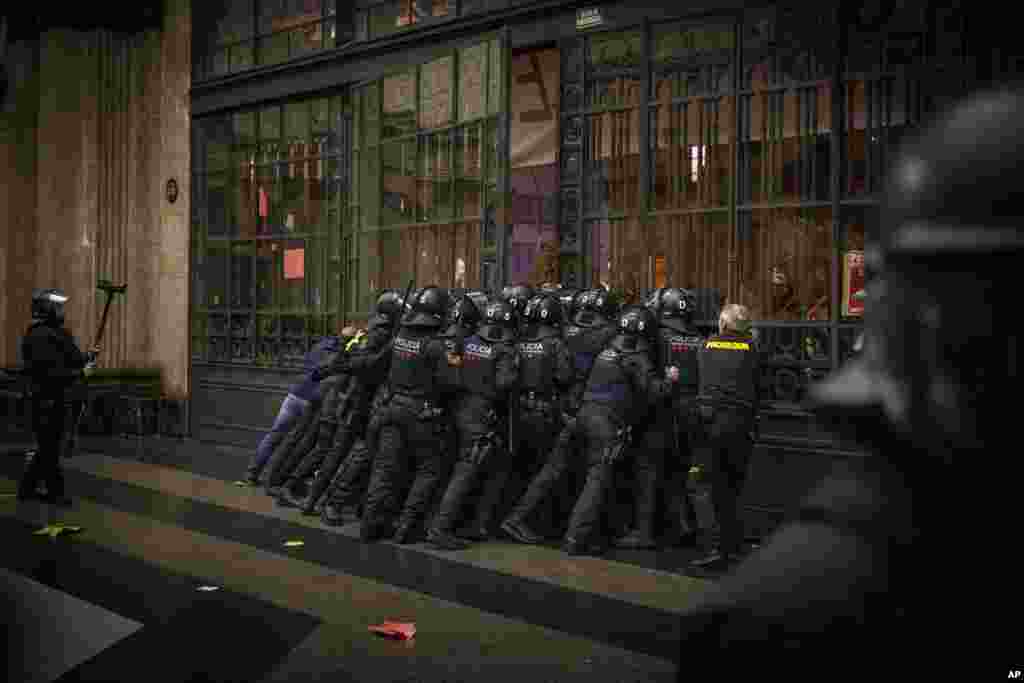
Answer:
[
  {"xmin": 690, "ymin": 303, "xmax": 760, "ymax": 571},
  {"xmin": 360, "ymin": 286, "xmax": 456, "ymax": 543},
  {"xmin": 17, "ymin": 288, "xmax": 98, "ymax": 505},
  {"xmin": 617, "ymin": 288, "xmax": 704, "ymax": 549},
  {"xmin": 561, "ymin": 305, "xmax": 679, "ymax": 555},
  {"xmin": 500, "ymin": 284, "xmax": 535, "ymax": 336},
  {"xmin": 278, "ymin": 290, "xmax": 404, "ymax": 512},
  {"xmin": 673, "ymin": 85, "xmax": 1023, "ymax": 680},
  {"xmin": 501, "ymin": 287, "xmax": 620, "ymax": 544},
  {"xmin": 498, "ymin": 294, "xmax": 573, "ymax": 539},
  {"xmin": 427, "ymin": 298, "xmax": 519, "ymax": 550}
]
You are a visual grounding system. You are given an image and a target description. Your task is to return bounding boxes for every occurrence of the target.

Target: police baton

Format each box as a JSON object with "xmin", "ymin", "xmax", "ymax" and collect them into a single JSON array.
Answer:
[{"xmin": 396, "ymin": 280, "xmax": 415, "ymax": 338}]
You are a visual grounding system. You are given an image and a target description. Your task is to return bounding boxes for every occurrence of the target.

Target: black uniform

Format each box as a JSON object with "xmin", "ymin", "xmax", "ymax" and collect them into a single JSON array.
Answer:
[
  {"xmin": 262, "ymin": 399, "xmax": 324, "ymax": 491},
  {"xmin": 695, "ymin": 332, "xmax": 760, "ymax": 562},
  {"xmin": 620, "ymin": 302, "xmax": 704, "ymax": 548},
  {"xmin": 563, "ymin": 313, "xmax": 676, "ymax": 554},
  {"xmin": 428, "ymin": 303, "xmax": 518, "ymax": 550},
  {"xmin": 18, "ymin": 292, "xmax": 92, "ymax": 504},
  {"xmin": 319, "ymin": 383, "xmax": 389, "ymax": 526},
  {"xmin": 361, "ymin": 294, "xmax": 455, "ymax": 542},
  {"xmin": 501, "ymin": 304, "xmax": 618, "ymax": 542},
  {"xmin": 280, "ymin": 319, "xmax": 394, "ymax": 512},
  {"xmin": 507, "ymin": 314, "xmax": 573, "ymax": 517}
]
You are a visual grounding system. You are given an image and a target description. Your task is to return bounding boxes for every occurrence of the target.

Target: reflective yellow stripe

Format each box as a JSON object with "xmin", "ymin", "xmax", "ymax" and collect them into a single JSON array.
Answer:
[
  {"xmin": 345, "ymin": 331, "xmax": 366, "ymax": 352},
  {"xmin": 706, "ymin": 341, "xmax": 750, "ymax": 351}
]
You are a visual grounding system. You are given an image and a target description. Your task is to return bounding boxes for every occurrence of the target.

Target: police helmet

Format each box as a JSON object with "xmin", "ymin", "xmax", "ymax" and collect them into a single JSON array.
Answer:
[
  {"xmin": 657, "ymin": 288, "xmax": 697, "ymax": 322},
  {"xmin": 31, "ymin": 288, "xmax": 69, "ymax": 325},
  {"xmin": 479, "ymin": 299, "xmax": 518, "ymax": 343},
  {"xmin": 446, "ymin": 294, "xmax": 483, "ymax": 331},
  {"xmin": 375, "ymin": 289, "xmax": 405, "ymax": 320},
  {"xmin": 617, "ymin": 305, "xmax": 657, "ymax": 339},
  {"xmin": 574, "ymin": 287, "xmax": 620, "ymax": 325},
  {"xmin": 500, "ymin": 284, "xmax": 535, "ymax": 316},
  {"xmin": 524, "ymin": 294, "xmax": 563, "ymax": 326},
  {"xmin": 810, "ymin": 85, "xmax": 1024, "ymax": 457},
  {"xmin": 403, "ymin": 286, "xmax": 450, "ymax": 327}
]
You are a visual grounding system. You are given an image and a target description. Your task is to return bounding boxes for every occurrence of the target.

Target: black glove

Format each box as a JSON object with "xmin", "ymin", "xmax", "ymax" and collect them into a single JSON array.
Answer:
[{"xmin": 85, "ymin": 351, "xmax": 98, "ymax": 365}]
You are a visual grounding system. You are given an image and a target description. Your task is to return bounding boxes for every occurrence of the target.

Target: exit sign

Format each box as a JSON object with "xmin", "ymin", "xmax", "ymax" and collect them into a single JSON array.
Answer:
[{"xmin": 576, "ymin": 7, "xmax": 604, "ymax": 30}]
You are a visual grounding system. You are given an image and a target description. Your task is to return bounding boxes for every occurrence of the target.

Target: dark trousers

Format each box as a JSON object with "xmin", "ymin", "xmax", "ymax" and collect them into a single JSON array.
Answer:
[
  {"xmin": 325, "ymin": 437, "xmax": 374, "ymax": 509},
  {"xmin": 431, "ymin": 395, "xmax": 505, "ymax": 534},
  {"xmin": 706, "ymin": 407, "xmax": 755, "ymax": 555},
  {"xmin": 362, "ymin": 403, "xmax": 444, "ymax": 532},
  {"xmin": 19, "ymin": 397, "xmax": 67, "ymax": 498},
  {"xmin": 634, "ymin": 405, "xmax": 700, "ymax": 540},
  {"xmin": 298, "ymin": 419, "xmax": 363, "ymax": 505},
  {"xmin": 564, "ymin": 406, "xmax": 622, "ymax": 543},
  {"xmin": 507, "ymin": 410, "xmax": 586, "ymax": 528},
  {"xmin": 263, "ymin": 401, "xmax": 322, "ymax": 487},
  {"xmin": 504, "ymin": 407, "xmax": 559, "ymax": 524}
]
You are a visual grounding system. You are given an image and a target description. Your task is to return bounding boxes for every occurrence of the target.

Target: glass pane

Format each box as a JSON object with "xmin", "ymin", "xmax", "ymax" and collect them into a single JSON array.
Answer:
[
  {"xmin": 742, "ymin": 6, "xmax": 833, "ymax": 89},
  {"xmin": 230, "ymin": 242, "xmax": 255, "ymax": 309},
  {"xmin": 510, "ymin": 169, "xmax": 560, "ymax": 286},
  {"xmin": 362, "ymin": 84, "xmax": 381, "ymax": 145},
  {"xmin": 235, "ymin": 111, "xmax": 257, "ymax": 146},
  {"xmin": 460, "ymin": 43, "xmax": 488, "ymax": 122},
  {"xmin": 588, "ymin": 30, "xmax": 643, "ymax": 72},
  {"xmin": 846, "ymin": 3, "xmax": 926, "ymax": 76},
  {"xmin": 380, "ymin": 139, "xmax": 416, "ymax": 226},
  {"xmin": 588, "ymin": 218, "xmax": 660, "ymax": 303},
  {"xmin": 454, "ymin": 124, "xmax": 484, "ymax": 219},
  {"xmin": 216, "ymin": 1, "xmax": 254, "ymax": 43},
  {"xmin": 237, "ymin": 172, "xmax": 260, "ymax": 239},
  {"xmin": 382, "ymin": 71, "xmax": 416, "ymax": 139},
  {"xmin": 255, "ymin": 242, "xmax": 277, "ymax": 310},
  {"xmin": 419, "ymin": 131, "xmax": 453, "ymax": 223},
  {"xmin": 207, "ymin": 172, "xmax": 229, "ymax": 236},
  {"xmin": 254, "ymin": 167, "xmax": 277, "ymax": 236},
  {"xmin": 653, "ymin": 96, "xmax": 734, "ymax": 210},
  {"xmin": 305, "ymin": 233, "xmax": 327, "ymax": 312},
  {"xmin": 260, "ymin": 106, "xmax": 282, "ymax": 144},
  {"xmin": 285, "ymin": 101, "xmax": 310, "ymax": 143},
  {"xmin": 419, "ymin": 57, "xmax": 453, "ymax": 130},
  {"xmin": 843, "ymin": 76, "xmax": 919, "ymax": 198},
  {"xmin": 735, "ymin": 206, "xmax": 833, "ymax": 321},
  {"xmin": 260, "ymin": 33, "xmax": 290, "ymax": 67},
  {"xmin": 739, "ymin": 85, "xmax": 831, "ymax": 204},
  {"xmin": 261, "ymin": 0, "xmax": 323, "ymax": 36},
  {"xmin": 585, "ymin": 108, "xmax": 642, "ymax": 215},
  {"xmin": 230, "ymin": 43, "xmax": 254, "ymax": 72},
  {"xmin": 646, "ymin": 212, "xmax": 733, "ymax": 317},
  {"xmin": 280, "ymin": 239, "xmax": 307, "ymax": 313},
  {"xmin": 211, "ymin": 48, "xmax": 229, "ymax": 77},
  {"xmin": 653, "ymin": 22, "xmax": 735, "ymax": 99},
  {"xmin": 202, "ymin": 115, "xmax": 232, "ymax": 172},
  {"xmin": 206, "ymin": 244, "xmax": 229, "ymax": 308},
  {"xmin": 312, "ymin": 98, "xmax": 329, "ymax": 143},
  {"xmin": 488, "ymin": 39, "xmax": 502, "ymax": 116}
]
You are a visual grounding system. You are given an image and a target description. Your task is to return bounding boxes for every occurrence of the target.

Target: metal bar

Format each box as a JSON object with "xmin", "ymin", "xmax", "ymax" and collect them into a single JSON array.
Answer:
[
  {"xmin": 732, "ymin": 16, "xmax": 741, "ymax": 303},
  {"xmin": 640, "ymin": 19, "xmax": 651, "ymax": 220},
  {"xmin": 830, "ymin": 2, "xmax": 845, "ymax": 372}
]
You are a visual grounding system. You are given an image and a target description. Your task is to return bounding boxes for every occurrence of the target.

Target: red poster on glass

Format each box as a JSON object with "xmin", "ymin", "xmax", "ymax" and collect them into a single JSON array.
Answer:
[
  {"xmin": 284, "ymin": 249, "xmax": 305, "ymax": 280},
  {"xmin": 843, "ymin": 250, "xmax": 865, "ymax": 317}
]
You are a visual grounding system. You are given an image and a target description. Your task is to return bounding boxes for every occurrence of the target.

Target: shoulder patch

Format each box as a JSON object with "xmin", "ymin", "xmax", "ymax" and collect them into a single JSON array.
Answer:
[{"xmin": 706, "ymin": 340, "xmax": 750, "ymax": 351}]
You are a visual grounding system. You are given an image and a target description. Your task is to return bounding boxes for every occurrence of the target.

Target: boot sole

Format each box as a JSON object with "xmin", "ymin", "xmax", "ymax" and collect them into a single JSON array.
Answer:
[{"xmin": 500, "ymin": 521, "xmax": 541, "ymax": 545}]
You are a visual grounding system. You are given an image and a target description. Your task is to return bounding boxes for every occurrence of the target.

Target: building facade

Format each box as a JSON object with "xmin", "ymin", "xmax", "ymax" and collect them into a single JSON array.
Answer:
[{"xmin": 1, "ymin": 0, "xmax": 1011, "ymax": 531}]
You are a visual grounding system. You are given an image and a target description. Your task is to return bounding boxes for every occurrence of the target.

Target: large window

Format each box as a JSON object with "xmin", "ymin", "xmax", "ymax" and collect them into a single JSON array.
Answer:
[
  {"xmin": 194, "ymin": 0, "xmax": 350, "ymax": 80},
  {"xmin": 192, "ymin": 96, "xmax": 349, "ymax": 367},
  {"xmin": 348, "ymin": 37, "xmax": 504, "ymax": 316}
]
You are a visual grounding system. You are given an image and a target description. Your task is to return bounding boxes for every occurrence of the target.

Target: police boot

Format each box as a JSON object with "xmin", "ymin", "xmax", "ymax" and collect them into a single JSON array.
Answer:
[
  {"xmin": 278, "ymin": 481, "xmax": 309, "ymax": 509},
  {"xmin": 614, "ymin": 529, "xmax": 657, "ymax": 550},
  {"xmin": 427, "ymin": 527, "xmax": 471, "ymax": 551},
  {"xmin": 562, "ymin": 536, "xmax": 607, "ymax": 557},
  {"xmin": 392, "ymin": 519, "xmax": 425, "ymax": 545},
  {"xmin": 662, "ymin": 490, "xmax": 699, "ymax": 548},
  {"xmin": 320, "ymin": 502, "xmax": 347, "ymax": 526},
  {"xmin": 359, "ymin": 517, "xmax": 394, "ymax": 543}
]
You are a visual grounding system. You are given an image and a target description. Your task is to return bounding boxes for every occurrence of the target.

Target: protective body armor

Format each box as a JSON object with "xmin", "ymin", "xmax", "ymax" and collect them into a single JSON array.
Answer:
[
  {"xmin": 517, "ymin": 326, "xmax": 563, "ymax": 395},
  {"xmin": 581, "ymin": 345, "xmax": 653, "ymax": 427},
  {"xmin": 388, "ymin": 327, "xmax": 443, "ymax": 402},
  {"xmin": 659, "ymin": 320, "xmax": 703, "ymax": 395},
  {"xmin": 459, "ymin": 333, "xmax": 515, "ymax": 402},
  {"xmin": 698, "ymin": 334, "xmax": 759, "ymax": 409}
]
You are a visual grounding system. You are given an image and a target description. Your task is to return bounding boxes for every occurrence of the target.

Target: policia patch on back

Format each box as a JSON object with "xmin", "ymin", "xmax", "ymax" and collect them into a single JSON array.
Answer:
[{"xmin": 706, "ymin": 340, "xmax": 750, "ymax": 351}]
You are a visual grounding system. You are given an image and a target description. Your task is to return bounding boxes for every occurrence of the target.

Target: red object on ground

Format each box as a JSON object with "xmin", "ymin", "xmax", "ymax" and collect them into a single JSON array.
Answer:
[{"xmin": 368, "ymin": 621, "xmax": 417, "ymax": 640}]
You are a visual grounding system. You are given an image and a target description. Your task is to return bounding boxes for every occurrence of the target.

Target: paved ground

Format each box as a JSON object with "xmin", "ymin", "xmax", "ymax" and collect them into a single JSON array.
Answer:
[{"xmin": 1, "ymin": 432, "xmax": 733, "ymax": 682}]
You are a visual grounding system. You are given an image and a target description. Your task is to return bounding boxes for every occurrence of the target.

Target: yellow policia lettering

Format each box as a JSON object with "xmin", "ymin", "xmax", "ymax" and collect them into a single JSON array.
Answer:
[{"xmin": 706, "ymin": 341, "xmax": 750, "ymax": 351}]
